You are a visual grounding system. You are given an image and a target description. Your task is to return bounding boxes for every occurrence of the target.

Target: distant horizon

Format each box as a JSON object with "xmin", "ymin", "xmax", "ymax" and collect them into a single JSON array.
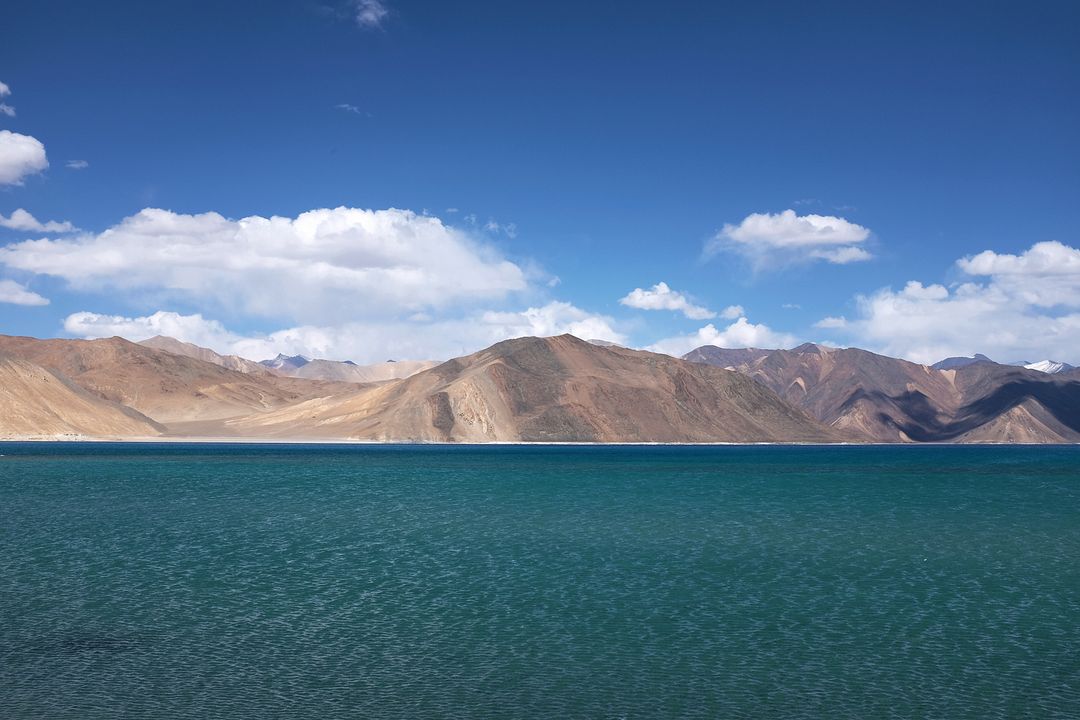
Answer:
[
  {"xmin": 4, "ymin": 327, "xmax": 1076, "ymax": 371},
  {"xmin": 2, "ymin": 1, "xmax": 1079, "ymax": 365}
]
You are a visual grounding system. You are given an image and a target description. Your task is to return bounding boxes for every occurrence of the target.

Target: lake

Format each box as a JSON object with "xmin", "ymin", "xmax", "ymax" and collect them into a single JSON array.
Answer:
[{"xmin": 1, "ymin": 443, "xmax": 1078, "ymax": 718}]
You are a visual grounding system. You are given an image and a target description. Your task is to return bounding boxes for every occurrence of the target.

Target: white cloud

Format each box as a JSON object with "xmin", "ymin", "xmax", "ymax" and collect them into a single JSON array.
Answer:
[
  {"xmin": 64, "ymin": 310, "xmax": 236, "ymax": 348},
  {"xmin": 706, "ymin": 209, "xmax": 872, "ymax": 269},
  {"xmin": 719, "ymin": 304, "xmax": 744, "ymax": 320},
  {"xmin": 958, "ymin": 241, "xmax": 1080, "ymax": 278},
  {"xmin": 63, "ymin": 301, "xmax": 625, "ymax": 364},
  {"xmin": 335, "ymin": 103, "xmax": 368, "ymax": 116},
  {"xmin": 15, "ymin": 202, "xmax": 628, "ymax": 364},
  {"xmin": 480, "ymin": 302, "xmax": 624, "ymax": 344},
  {"xmin": 647, "ymin": 316, "xmax": 796, "ymax": 357},
  {"xmin": 956, "ymin": 241, "xmax": 1080, "ymax": 307},
  {"xmin": 1, "ymin": 206, "xmax": 528, "ymax": 324},
  {"xmin": 0, "ymin": 279, "xmax": 48, "ymax": 306},
  {"xmin": 66, "ymin": 160, "xmax": 89, "ymax": 170},
  {"xmin": 483, "ymin": 219, "xmax": 518, "ymax": 239},
  {"xmin": 0, "ymin": 208, "xmax": 78, "ymax": 233},
  {"xmin": 353, "ymin": 0, "xmax": 389, "ymax": 29},
  {"xmin": 813, "ymin": 315, "xmax": 847, "ymax": 329},
  {"xmin": 811, "ymin": 246, "xmax": 871, "ymax": 264},
  {"xmin": 0, "ymin": 82, "xmax": 12, "ymax": 117},
  {"xmin": 0, "ymin": 130, "xmax": 49, "ymax": 185},
  {"xmin": 840, "ymin": 241, "xmax": 1080, "ymax": 364},
  {"xmin": 894, "ymin": 280, "xmax": 948, "ymax": 301},
  {"xmin": 619, "ymin": 281, "xmax": 716, "ymax": 320}
]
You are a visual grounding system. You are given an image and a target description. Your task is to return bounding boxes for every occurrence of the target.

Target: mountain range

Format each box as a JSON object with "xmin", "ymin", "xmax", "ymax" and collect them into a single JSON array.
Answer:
[
  {"xmin": 1, "ymin": 331, "xmax": 1078, "ymax": 443},
  {"xmin": 930, "ymin": 352, "xmax": 1075, "ymax": 374},
  {"xmin": 222, "ymin": 334, "xmax": 838, "ymax": 443},
  {"xmin": 685, "ymin": 343, "xmax": 1080, "ymax": 443},
  {"xmin": 140, "ymin": 337, "xmax": 439, "ymax": 383}
]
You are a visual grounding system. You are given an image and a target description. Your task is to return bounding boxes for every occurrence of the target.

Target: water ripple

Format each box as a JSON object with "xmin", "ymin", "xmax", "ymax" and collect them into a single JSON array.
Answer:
[{"xmin": 0, "ymin": 443, "xmax": 1078, "ymax": 718}]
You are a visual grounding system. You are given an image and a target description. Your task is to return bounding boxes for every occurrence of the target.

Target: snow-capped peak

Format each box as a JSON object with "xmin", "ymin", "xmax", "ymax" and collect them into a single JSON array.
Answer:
[{"xmin": 1023, "ymin": 360, "xmax": 1075, "ymax": 374}]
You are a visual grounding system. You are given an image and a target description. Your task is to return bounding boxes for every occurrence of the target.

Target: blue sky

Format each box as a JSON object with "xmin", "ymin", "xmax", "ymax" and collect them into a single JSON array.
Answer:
[{"xmin": 1, "ymin": 0, "xmax": 1079, "ymax": 364}]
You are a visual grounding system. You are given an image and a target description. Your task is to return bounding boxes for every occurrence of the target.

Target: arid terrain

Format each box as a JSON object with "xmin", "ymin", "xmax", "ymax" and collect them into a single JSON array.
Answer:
[
  {"xmin": 684, "ymin": 343, "xmax": 1080, "ymax": 443},
  {"xmin": 2, "ymin": 332, "xmax": 1079, "ymax": 443}
]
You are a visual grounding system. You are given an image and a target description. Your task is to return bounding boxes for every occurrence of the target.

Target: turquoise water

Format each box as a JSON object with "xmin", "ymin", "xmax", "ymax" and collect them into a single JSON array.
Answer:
[{"xmin": 1, "ymin": 444, "xmax": 1078, "ymax": 719}]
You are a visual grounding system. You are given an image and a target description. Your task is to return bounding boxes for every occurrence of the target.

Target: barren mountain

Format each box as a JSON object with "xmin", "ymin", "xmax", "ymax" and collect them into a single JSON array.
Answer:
[
  {"xmin": 0, "ymin": 335, "xmax": 357, "ymax": 424},
  {"xmin": 260, "ymin": 354, "xmax": 310, "ymax": 373},
  {"xmin": 728, "ymin": 344, "xmax": 960, "ymax": 442},
  {"xmin": 139, "ymin": 335, "xmax": 438, "ymax": 383},
  {"xmin": 138, "ymin": 335, "xmax": 273, "ymax": 375},
  {"xmin": 8, "ymin": 329, "xmax": 1079, "ymax": 443},
  {"xmin": 226, "ymin": 335, "xmax": 841, "ymax": 442},
  {"xmin": 0, "ymin": 355, "xmax": 163, "ymax": 438},
  {"xmin": 940, "ymin": 362, "xmax": 1080, "ymax": 442},
  {"xmin": 682, "ymin": 346, "xmax": 775, "ymax": 369},
  {"xmin": 931, "ymin": 353, "xmax": 996, "ymax": 370},
  {"xmin": 289, "ymin": 358, "xmax": 439, "ymax": 383},
  {"xmin": 685, "ymin": 343, "xmax": 1080, "ymax": 442}
]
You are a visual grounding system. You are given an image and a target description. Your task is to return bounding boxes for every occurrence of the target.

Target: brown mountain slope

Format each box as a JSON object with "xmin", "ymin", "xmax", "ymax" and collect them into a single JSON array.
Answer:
[
  {"xmin": 0, "ymin": 355, "xmax": 163, "ymax": 438},
  {"xmin": 0, "ymin": 335, "xmax": 357, "ymax": 424},
  {"xmin": 940, "ymin": 363, "xmax": 1080, "ymax": 442},
  {"xmin": 138, "ymin": 335, "xmax": 273, "ymax": 375},
  {"xmin": 953, "ymin": 398, "xmax": 1079, "ymax": 443},
  {"xmin": 684, "ymin": 343, "xmax": 1080, "ymax": 443},
  {"xmin": 730, "ymin": 344, "xmax": 959, "ymax": 442},
  {"xmin": 225, "ymin": 335, "xmax": 842, "ymax": 442}
]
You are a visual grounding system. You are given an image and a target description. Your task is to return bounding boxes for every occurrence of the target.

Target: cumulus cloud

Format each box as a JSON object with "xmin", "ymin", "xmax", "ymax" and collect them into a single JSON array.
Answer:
[
  {"xmin": 0, "ymin": 206, "xmax": 528, "ymax": 324},
  {"xmin": 63, "ymin": 301, "xmax": 625, "ymax": 364},
  {"xmin": 64, "ymin": 310, "xmax": 235, "ymax": 349},
  {"xmin": 66, "ymin": 160, "xmax": 89, "ymax": 170},
  {"xmin": 840, "ymin": 241, "xmax": 1080, "ymax": 364},
  {"xmin": 956, "ymin": 241, "xmax": 1080, "ymax": 307},
  {"xmin": 0, "ymin": 279, "xmax": 48, "ymax": 306},
  {"xmin": 705, "ymin": 209, "xmax": 872, "ymax": 269},
  {"xmin": 619, "ymin": 281, "xmax": 715, "ymax": 320},
  {"xmin": 0, "ymin": 130, "xmax": 49, "ymax": 185},
  {"xmin": 0, "ymin": 208, "xmax": 78, "ymax": 233},
  {"xmin": 480, "ymin": 302, "xmax": 624, "ymax": 344},
  {"xmin": 719, "ymin": 304, "xmax": 744, "ymax": 320},
  {"xmin": 0, "ymin": 81, "xmax": 9, "ymax": 97},
  {"xmin": 353, "ymin": 0, "xmax": 389, "ymax": 29},
  {"xmin": 813, "ymin": 315, "xmax": 847, "ymax": 329},
  {"xmin": 647, "ymin": 316, "xmax": 796, "ymax": 357},
  {"xmin": 958, "ymin": 241, "xmax": 1080, "ymax": 278}
]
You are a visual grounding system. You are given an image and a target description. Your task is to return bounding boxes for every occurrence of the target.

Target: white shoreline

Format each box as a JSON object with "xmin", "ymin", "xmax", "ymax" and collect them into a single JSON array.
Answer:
[{"xmin": 0, "ymin": 435, "xmax": 1074, "ymax": 446}]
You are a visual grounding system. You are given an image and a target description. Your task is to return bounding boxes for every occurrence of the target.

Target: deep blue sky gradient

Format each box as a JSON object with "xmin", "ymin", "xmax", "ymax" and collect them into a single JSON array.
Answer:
[{"xmin": 2, "ymin": 0, "xmax": 1079, "ymax": 350}]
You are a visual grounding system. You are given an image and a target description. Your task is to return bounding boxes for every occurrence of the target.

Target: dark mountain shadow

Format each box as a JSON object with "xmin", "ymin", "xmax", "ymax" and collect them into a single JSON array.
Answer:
[
  {"xmin": 840, "ymin": 388, "xmax": 953, "ymax": 442},
  {"xmin": 952, "ymin": 380, "xmax": 1080, "ymax": 433},
  {"xmin": 890, "ymin": 379, "xmax": 1080, "ymax": 441}
]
